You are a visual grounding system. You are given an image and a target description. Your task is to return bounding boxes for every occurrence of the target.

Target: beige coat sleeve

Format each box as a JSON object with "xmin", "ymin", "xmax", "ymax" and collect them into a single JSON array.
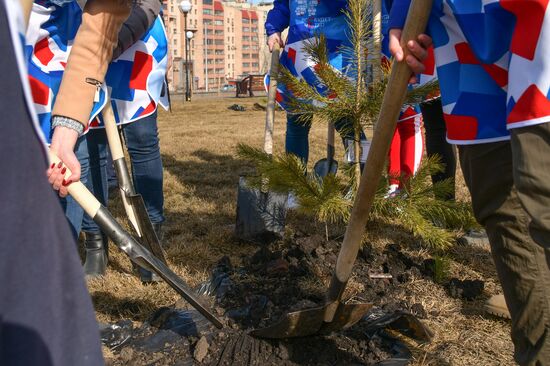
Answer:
[{"xmin": 52, "ymin": 0, "xmax": 130, "ymax": 127}]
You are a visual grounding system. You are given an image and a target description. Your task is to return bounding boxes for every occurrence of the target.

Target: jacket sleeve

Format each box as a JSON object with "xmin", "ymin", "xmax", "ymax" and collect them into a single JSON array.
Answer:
[
  {"xmin": 265, "ymin": 0, "xmax": 290, "ymax": 37},
  {"xmin": 112, "ymin": 0, "xmax": 161, "ymax": 59},
  {"xmin": 388, "ymin": 0, "xmax": 411, "ymax": 30},
  {"xmin": 52, "ymin": 0, "xmax": 130, "ymax": 127}
]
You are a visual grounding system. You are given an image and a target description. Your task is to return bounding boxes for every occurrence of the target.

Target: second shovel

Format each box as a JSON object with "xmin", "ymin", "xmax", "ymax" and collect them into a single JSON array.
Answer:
[{"xmin": 102, "ymin": 102, "xmax": 167, "ymax": 264}]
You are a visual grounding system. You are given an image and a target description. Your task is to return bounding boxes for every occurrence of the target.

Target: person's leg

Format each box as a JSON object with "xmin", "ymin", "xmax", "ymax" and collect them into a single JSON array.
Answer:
[
  {"xmin": 80, "ymin": 128, "xmax": 109, "ymax": 277},
  {"xmin": 387, "ymin": 125, "xmax": 402, "ymax": 189},
  {"xmin": 82, "ymin": 128, "xmax": 109, "ymax": 233},
  {"xmin": 398, "ymin": 115, "xmax": 424, "ymax": 182},
  {"xmin": 122, "ymin": 111, "xmax": 165, "ymax": 225},
  {"xmin": 421, "ymin": 98, "xmax": 456, "ymax": 200},
  {"xmin": 459, "ymin": 141, "xmax": 550, "ymax": 365},
  {"xmin": 510, "ymin": 123, "xmax": 550, "ymax": 365},
  {"xmin": 59, "ymin": 135, "xmax": 90, "ymax": 239},
  {"xmin": 285, "ymin": 113, "xmax": 312, "ymax": 165},
  {"xmin": 122, "ymin": 112, "xmax": 165, "ymax": 282}
]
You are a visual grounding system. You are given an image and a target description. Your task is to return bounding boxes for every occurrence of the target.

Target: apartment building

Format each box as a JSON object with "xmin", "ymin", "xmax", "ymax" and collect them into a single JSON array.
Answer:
[{"xmin": 163, "ymin": 0, "xmax": 271, "ymax": 92}]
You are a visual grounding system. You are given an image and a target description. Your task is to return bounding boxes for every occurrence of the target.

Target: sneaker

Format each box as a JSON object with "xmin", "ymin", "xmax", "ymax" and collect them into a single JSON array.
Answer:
[
  {"xmin": 384, "ymin": 184, "xmax": 400, "ymax": 199},
  {"xmin": 484, "ymin": 294, "xmax": 511, "ymax": 319}
]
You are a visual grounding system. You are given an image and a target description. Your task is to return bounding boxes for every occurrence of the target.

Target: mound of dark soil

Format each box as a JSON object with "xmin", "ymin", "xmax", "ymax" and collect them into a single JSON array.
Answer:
[{"xmin": 104, "ymin": 235, "xmax": 435, "ymax": 365}]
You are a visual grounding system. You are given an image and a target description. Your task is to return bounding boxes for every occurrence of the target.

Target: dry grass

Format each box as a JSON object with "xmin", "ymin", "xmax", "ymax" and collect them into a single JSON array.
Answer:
[{"xmin": 87, "ymin": 96, "xmax": 514, "ymax": 365}]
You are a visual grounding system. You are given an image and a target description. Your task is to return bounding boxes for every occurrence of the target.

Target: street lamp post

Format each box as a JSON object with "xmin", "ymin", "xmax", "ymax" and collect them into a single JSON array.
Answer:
[
  {"xmin": 179, "ymin": 0, "xmax": 192, "ymax": 101},
  {"xmin": 186, "ymin": 31, "xmax": 194, "ymax": 100}
]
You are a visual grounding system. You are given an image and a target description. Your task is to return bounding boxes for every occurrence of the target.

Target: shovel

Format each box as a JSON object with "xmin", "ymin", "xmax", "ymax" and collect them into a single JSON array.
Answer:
[
  {"xmin": 49, "ymin": 151, "xmax": 223, "ymax": 329},
  {"xmin": 250, "ymin": 0, "xmax": 434, "ymax": 338},
  {"xmin": 101, "ymin": 102, "xmax": 166, "ymax": 264},
  {"xmin": 313, "ymin": 123, "xmax": 338, "ymax": 178},
  {"xmin": 235, "ymin": 43, "xmax": 288, "ymax": 242}
]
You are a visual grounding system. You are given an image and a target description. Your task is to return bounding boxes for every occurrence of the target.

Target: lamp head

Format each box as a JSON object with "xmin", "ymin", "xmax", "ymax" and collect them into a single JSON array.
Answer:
[{"xmin": 179, "ymin": 0, "xmax": 192, "ymax": 14}]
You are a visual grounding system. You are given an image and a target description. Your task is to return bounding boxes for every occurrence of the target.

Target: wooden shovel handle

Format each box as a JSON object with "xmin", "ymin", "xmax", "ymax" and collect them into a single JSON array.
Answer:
[
  {"xmin": 264, "ymin": 43, "xmax": 280, "ymax": 156},
  {"xmin": 102, "ymin": 101, "xmax": 125, "ymax": 161},
  {"xmin": 327, "ymin": 0, "xmax": 434, "ymax": 302},
  {"xmin": 48, "ymin": 151, "xmax": 101, "ymax": 218}
]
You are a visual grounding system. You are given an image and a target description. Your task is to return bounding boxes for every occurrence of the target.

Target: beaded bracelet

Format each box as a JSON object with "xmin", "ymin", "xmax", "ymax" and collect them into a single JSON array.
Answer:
[{"xmin": 51, "ymin": 115, "xmax": 85, "ymax": 137}]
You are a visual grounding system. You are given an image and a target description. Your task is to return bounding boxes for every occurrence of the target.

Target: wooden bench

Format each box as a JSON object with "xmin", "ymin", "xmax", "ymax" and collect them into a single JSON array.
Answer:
[{"xmin": 235, "ymin": 74, "xmax": 265, "ymax": 97}]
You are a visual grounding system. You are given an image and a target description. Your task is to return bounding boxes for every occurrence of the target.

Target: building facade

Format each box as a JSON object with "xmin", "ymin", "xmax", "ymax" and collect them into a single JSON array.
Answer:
[{"xmin": 163, "ymin": 0, "xmax": 272, "ymax": 92}]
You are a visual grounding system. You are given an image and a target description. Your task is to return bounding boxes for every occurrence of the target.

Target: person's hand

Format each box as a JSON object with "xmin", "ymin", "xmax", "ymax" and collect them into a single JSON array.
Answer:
[
  {"xmin": 389, "ymin": 29, "xmax": 433, "ymax": 82},
  {"xmin": 267, "ymin": 32, "xmax": 284, "ymax": 52},
  {"xmin": 48, "ymin": 126, "xmax": 80, "ymax": 197}
]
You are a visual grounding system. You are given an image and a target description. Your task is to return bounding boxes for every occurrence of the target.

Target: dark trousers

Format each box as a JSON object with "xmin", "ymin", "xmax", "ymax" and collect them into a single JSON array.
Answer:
[
  {"xmin": 0, "ymin": 4, "xmax": 103, "ymax": 365},
  {"xmin": 459, "ymin": 124, "xmax": 550, "ymax": 365},
  {"xmin": 421, "ymin": 98, "xmax": 456, "ymax": 200},
  {"xmin": 286, "ymin": 113, "xmax": 365, "ymax": 164}
]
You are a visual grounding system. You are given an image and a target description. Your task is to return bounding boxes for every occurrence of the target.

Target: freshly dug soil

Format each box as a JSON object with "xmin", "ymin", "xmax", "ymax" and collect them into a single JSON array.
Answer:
[{"xmin": 104, "ymin": 233, "xmax": 440, "ymax": 366}]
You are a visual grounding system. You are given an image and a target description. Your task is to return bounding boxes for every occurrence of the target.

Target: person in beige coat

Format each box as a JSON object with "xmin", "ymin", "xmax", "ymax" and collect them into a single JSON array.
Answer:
[{"xmin": 47, "ymin": 0, "xmax": 131, "ymax": 198}]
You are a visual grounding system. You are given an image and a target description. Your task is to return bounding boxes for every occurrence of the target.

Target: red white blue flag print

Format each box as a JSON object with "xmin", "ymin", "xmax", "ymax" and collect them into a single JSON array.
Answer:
[{"xmin": 26, "ymin": 1, "xmax": 169, "ymax": 143}]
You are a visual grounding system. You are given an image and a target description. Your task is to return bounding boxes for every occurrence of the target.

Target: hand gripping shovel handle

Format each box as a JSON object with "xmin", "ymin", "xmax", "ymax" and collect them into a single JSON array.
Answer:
[
  {"xmin": 48, "ymin": 151, "xmax": 223, "ymax": 329},
  {"xmin": 264, "ymin": 43, "xmax": 281, "ymax": 156},
  {"xmin": 325, "ymin": 0, "xmax": 434, "ymax": 318}
]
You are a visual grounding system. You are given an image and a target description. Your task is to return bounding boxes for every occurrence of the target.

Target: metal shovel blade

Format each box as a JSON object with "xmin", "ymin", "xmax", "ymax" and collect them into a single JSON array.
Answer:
[
  {"xmin": 126, "ymin": 191, "xmax": 167, "ymax": 264},
  {"xmin": 235, "ymin": 176, "xmax": 288, "ymax": 242},
  {"xmin": 249, "ymin": 301, "xmax": 372, "ymax": 339},
  {"xmin": 313, "ymin": 158, "xmax": 338, "ymax": 179},
  {"xmin": 94, "ymin": 206, "xmax": 224, "ymax": 329}
]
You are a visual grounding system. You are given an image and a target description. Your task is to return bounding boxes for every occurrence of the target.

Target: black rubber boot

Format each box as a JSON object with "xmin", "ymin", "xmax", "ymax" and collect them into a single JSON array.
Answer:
[
  {"xmin": 139, "ymin": 223, "xmax": 163, "ymax": 283},
  {"xmin": 83, "ymin": 232, "xmax": 108, "ymax": 278}
]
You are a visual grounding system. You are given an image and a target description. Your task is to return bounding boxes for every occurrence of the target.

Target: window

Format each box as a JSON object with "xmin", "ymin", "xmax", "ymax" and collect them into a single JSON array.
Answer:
[
  {"xmin": 243, "ymin": 27, "xmax": 250, "ymax": 32},
  {"xmin": 243, "ymin": 18, "xmax": 249, "ymax": 24},
  {"xmin": 203, "ymin": 0, "xmax": 212, "ymax": 4},
  {"xmin": 214, "ymin": 20, "xmax": 223, "ymax": 25},
  {"xmin": 243, "ymin": 62, "xmax": 250, "ymax": 67},
  {"xmin": 242, "ymin": 53, "xmax": 250, "ymax": 59},
  {"xmin": 203, "ymin": 9, "xmax": 212, "ymax": 15}
]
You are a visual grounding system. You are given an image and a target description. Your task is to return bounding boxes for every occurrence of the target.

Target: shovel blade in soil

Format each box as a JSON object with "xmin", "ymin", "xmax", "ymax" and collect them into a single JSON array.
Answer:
[
  {"xmin": 235, "ymin": 176, "xmax": 287, "ymax": 243},
  {"xmin": 127, "ymin": 193, "xmax": 167, "ymax": 264},
  {"xmin": 313, "ymin": 158, "xmax": 338, "ymax": 179},
  {"xmin": 249, "ymin": 301, "xmax": 372, "ymax": 339}
]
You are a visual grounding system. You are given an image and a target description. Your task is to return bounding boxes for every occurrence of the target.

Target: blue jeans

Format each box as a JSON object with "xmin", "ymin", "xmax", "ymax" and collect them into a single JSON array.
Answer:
[
  {"xmin": 63, "ymin": 111, "xmax": 164, "ymax": 237},
  {"xmin": 285, "ymin": 113, "xmax": 365, "ymax": 164}
]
